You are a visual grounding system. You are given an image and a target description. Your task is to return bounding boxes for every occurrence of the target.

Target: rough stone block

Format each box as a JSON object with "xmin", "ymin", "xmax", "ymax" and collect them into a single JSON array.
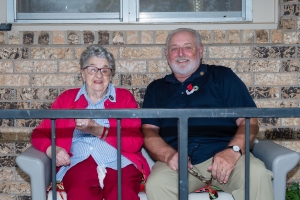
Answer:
[
  {"xmin": 282, "ymin": 118, "xmax": 300, "ymax": 126},
  {"xmin": 67, "ymin": 31, "xmax": 80, "ymax": 45},
  {"xmin": 0, "ymin": 168, "xmax": 14, "ymax": 181},
  {"xmin": 16, "ymin": 88, "xmax": 58, "ymax": 101},
  {"xmin": 281, "ymin": 87, "xmax": 300, "ymax": 98},
  {"xmin": 155, "ymin": 30, "xmax": 168, "ymax": 44},
  {"xmin": 237, "ymin": 60, "xmax": 281, "ymax": 72},
  {"xmin": 256, "ymin": 30, "xmax": 269, "ymax": 43},
  {"xmin": 0, "ymin": 31, "xmax": 5, "ymax": 45},
  {"xmin": 53, "ymin": 31, "xmax": 65, "ymax": 44},
  {"xmin": 148, "ymin": 60, "xmax": 170, "ymax": 73},
  {"xmin": 31, "ymin": 48, "xmax": 71, "ymax": 59},
  {"xmin": 120, "ymin": 47, "xmax": 162, "ymax": 59},
  {"xmin": 141, "ymin": 30, "xmax": 154, "ymax": 44},
  {"xmin": 282, "ymin": 60, "xmax": 300, "ymax": 72},
  {"xmin": 0, "ymin": 156, "xmax": 16, "ymax": 167},
  {"xmin": 204, "ymin": 60, "xmax": 236, "ymax": 71},
  {"xmin": 0, "ymin": 182, "xmax": 30, "ymax": 195},
  {"xmin": 228, "ymin": 30, "xmax": 240, "ymax": 44},
  {"xmin": 0, "ymin": 88, "xmax": 15, "ymax": 100},
  {"xmin": 259, "ymin": 118, "xmax": 280, "ymax": 126},
  {"xmin": 270, "ymin": 30, "xmax": 283, "ymax": 43},
  {"xmin": 281, "ymin": 18, "xmax": 296, "ymax": 29},
  {"xmin": 265, "ymin": 128, "xmax": 298, "ymax": 139},
  {"xmin": 15, "ymin": 61, "xmax": 58, "ymax": 73},
  {"xmin": 126, "ymin": 31, "xmax": 138, "ymax": 44},
  {"xmin": 0, "ymin": 195, "xmax": 18, "ymax": 200},
  {"xmin": 0, "ymin": 48, "xmax": 28, "ymax": 59},
  {"xmin": 198, "ymin": 30, "xmax": 211, "ymax": 44},
  {"xmin": 23, "ymin": 32, "xmax": 34, "ymax": 45},
  {"xmin": 83, "ymin": 31, "xmax": 95, "ymax": 44},
  {"xmin": 213, "ymin": 30, "xmax": 226, "ymax": 44},
  {"xmin": 0, "ymin": 143, "xmax": 14, "ymax": 154},
  {"xmin": 0, "ymin": 61, "xmax": 13, "ymax": 73},
  {"xmin": 249, "ymin": 87, "xmax": 280, "ymax": 99},
  {"xmin": 38, "ymin": 31, "xmax": 50, "ymax": 45},
  {"xmin": 254, "ymin": 100, "xmax": 281, "ymax": 108},
  {"xmin": 283, "ymin": 32, "xmax": 300, "ymax": 44},
  {"xmin": 253, "ymin": 46, "xmax": 295, "ymax": 58},
  {"xmin": 59, "ymin": 60, "xmax": 80, "ymax": 73},
  {"xmin": 112, "ymin": 31, "xmax": 124, "ymax": 45},
  {"xmin": 98, "ymin": 31, "xmax": 109, "ymax": 45},
  {"xmin": 32, "ymin": 74, "xmax": 75, "ymax": 87},
  {"xmin": 254, "ymin": 73, "xmax": 297, "ymax": 85},
  {"xmin": 0, "ymin": 75, "xmax": 30, "ymax": 86},
  {"xmin": 116, "ymin": 61, "xmax": 146, "ymax": 73},
  {"xmin": 242, "ymin": 30, "xmax": 254, "ymax": 43},
  {"xmin": 8, "ymin": 31, "xmax": 20, "ymax": 45},
  {"xmin": 208, "ymin": 46, "xmax": 251, "ymax": 59}
]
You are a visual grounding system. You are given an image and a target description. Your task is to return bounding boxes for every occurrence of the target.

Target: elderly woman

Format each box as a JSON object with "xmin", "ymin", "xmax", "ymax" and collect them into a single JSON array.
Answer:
[{"xmin": 31, "ymin": 45, "xmax": 150, "ymax": 200}]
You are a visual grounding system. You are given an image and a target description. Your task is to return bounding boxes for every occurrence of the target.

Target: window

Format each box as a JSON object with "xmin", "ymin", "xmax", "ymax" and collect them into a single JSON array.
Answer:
[{"xmin": 7, "ymin": 0, "xmax": 252, "ymax": 23}]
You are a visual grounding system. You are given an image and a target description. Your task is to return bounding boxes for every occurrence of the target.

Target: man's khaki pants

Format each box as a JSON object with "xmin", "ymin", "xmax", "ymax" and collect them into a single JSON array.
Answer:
[{"xmin": 145, "ymin": 153, "xmax": 274, "ymax": 200}]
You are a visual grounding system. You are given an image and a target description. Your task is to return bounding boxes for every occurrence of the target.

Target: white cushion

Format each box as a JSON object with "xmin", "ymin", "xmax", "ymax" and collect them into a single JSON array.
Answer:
[
  {"xmin": 48, "ymin": 191, "xmax": 234, "ymax": 200},
  {"xmin": 139, "ymin": 191, "xmax": 233, "ymax": 200}
]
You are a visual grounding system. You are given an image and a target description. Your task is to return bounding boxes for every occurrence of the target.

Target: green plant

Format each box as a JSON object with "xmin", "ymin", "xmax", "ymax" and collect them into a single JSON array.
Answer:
[{"xmin": 286, "ymin": 182, "xmax": 300, "ymax": 200}]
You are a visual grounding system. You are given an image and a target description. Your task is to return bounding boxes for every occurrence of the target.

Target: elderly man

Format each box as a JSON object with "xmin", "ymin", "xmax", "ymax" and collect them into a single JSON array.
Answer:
[{"xmin": 141, "ymin": 28, "xmax": 274, "ymax": 200}]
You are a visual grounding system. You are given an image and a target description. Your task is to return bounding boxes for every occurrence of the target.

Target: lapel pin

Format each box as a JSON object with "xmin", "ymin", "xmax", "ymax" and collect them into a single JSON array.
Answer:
[
  {"xmin": 186, "ymin": 84, "xmax": 198, "ymax": 95},
  {"xmin": 109, "ymin": 95, "xmax": 114, "ymax": 100}
]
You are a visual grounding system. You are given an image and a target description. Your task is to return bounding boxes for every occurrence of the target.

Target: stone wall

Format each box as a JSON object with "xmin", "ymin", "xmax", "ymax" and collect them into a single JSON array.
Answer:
[{"xmin": 1, "ymin": 0, "xmax": 300, "ymax": 199}]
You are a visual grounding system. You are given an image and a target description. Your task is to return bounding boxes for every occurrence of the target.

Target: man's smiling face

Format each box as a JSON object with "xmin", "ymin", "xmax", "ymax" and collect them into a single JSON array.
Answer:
[{"xmin": 166, "ymin": 30, "xmax": 203, "ymax": 77}]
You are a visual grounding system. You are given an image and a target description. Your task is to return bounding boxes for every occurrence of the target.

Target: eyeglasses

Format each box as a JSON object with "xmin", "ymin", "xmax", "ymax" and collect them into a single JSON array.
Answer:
[
  {"xmin": 188, "ymin": 143, "xmax": 212, "ymax": 184},
  {"xmin": 84, "ymin": 66, "xmax": 112, "ymax": 76}
]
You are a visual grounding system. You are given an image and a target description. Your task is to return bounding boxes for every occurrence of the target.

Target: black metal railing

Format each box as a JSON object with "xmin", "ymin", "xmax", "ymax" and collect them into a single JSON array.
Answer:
[{"xmin": 3, "ymin": 107, "xmax": 300, "ymax": 200}]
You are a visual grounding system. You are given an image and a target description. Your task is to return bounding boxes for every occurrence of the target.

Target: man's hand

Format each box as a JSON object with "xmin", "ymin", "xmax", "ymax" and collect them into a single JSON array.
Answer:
[
  {"xmin": 207, "ymin": 148, "xmax": 241, "ymax": 184},
  {"xmin": 46, "ymin": 146, "xmax": 70, "ymax": 167},
  {"xmin": 166, "ymin": 152, "xmax": 193, "ymax": 171},
  {"xmin": 166, "ymin": 152, "xmax": 178, "ymax": 170},
  {"xmin": 75, "ymin": 119, "xmax": 104, "ymax": 137}
]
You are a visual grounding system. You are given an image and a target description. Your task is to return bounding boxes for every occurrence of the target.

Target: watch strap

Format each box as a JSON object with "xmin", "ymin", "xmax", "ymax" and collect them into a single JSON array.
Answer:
[{"xmin": 227, "ymin": 145, "xmax": 242, "ymax": 155}]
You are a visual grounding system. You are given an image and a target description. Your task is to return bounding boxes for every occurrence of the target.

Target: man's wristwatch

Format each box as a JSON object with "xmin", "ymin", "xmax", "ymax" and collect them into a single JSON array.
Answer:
[{"xmin": 227, "ymin": 145, "xmax": 242, "ymax": 156}]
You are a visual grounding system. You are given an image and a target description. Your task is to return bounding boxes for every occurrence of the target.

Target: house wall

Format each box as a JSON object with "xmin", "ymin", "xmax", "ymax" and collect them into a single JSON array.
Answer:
[{"xmin": 0, "ymin": 0, "xmax": 300, "ymax": 199}]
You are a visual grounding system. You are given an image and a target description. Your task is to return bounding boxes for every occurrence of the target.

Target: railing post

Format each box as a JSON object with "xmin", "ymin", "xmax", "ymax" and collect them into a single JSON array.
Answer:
[
  {"xmin": 245, "ymin": 118, "xmax": 250, "ymax": 200},
  {"xmin": 117, "ymin": 119, "xmax": 122, "ymax": 200},
  {"xmin": 51, "ymin": 119, "xmax": 57, "ymax": 200},
  {"xmin": 178, "ymin": 117, "xmax": 189, "ymax": 200}
]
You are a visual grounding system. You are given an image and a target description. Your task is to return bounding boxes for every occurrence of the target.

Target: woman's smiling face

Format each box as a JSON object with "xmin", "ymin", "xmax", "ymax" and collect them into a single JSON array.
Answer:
[{"xmin": 82, "ymin": 56, "xmax": 111, "ymax": 98}]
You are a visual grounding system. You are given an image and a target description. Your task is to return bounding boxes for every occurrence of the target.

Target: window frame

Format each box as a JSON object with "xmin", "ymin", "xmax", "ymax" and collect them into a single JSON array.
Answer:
[{"xmin": 7, "ymin": 0, "xmax": 252, "ymax": 24}]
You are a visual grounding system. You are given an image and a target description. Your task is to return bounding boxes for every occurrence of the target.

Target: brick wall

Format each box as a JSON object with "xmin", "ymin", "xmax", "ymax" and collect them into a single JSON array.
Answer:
[{"xmin": 1, "ymin": 0, "xmax": 300, "ymax": 199}]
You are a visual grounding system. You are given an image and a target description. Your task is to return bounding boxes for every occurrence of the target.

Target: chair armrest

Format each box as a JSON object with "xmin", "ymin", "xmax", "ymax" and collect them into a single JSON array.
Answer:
[
  {"xmin": 252, "ymin": 139, "xmax": 300, "ymax": 200},
  {"xmin": 16, "ymin": 146, "xmax": 51, "ymax": 200}
]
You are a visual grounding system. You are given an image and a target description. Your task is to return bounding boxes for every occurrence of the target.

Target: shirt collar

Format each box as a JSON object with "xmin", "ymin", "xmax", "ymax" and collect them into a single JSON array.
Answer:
[
  {"xmin": 75, "ymin": 83, "xmax": 116, "ymax": 103},
  {"xmin": 165, "ymin": 63, "xmax": 207, "ymax": 84}
]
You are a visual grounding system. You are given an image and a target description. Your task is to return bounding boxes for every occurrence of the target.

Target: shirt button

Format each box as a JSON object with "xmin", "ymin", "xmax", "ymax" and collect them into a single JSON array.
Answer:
[
  {"xmin": 90, "ymin": 147, "xmax": 93, "ymax": 150},
  {"xmin": 181, "ymin": 92, "xmax": 184, "ymax": 94}
]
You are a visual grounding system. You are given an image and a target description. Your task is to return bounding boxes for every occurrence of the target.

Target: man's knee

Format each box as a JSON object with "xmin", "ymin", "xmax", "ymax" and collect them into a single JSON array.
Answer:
[{"xmin": 146, "ymin": 171, "xmax": 167, "ymax": 192}]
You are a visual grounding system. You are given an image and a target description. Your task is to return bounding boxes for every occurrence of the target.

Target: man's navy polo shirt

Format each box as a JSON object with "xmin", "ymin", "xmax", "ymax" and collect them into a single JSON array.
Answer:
[{"xmin": 142, "ymin": 64, "xmax": 256, "ymax": 165}]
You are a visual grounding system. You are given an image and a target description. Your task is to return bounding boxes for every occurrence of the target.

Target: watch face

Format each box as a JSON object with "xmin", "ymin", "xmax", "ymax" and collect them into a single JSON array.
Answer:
[{"xmin": 233, "ymin": 145, "xmax": 240, "ymax": 151}]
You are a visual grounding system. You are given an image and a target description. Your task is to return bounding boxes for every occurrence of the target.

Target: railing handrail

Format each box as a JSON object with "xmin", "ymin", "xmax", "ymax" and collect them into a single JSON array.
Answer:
[{"xmin": 1, "ymin": 107, "xmax": 300, "ymax": 119}]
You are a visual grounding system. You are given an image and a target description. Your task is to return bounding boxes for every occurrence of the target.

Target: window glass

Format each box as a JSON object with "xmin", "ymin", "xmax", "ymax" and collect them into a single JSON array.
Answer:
[
  {"xmin": 17, "ymin": 0, "xmax": 120, "ymax": 13},
  {"xmin": 140, "ymin": 0, "xmax": 242, "ymax": 12},
  {"xmin": 9, "ymin": 0, "xmax": 249, "ymax": 23}
]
